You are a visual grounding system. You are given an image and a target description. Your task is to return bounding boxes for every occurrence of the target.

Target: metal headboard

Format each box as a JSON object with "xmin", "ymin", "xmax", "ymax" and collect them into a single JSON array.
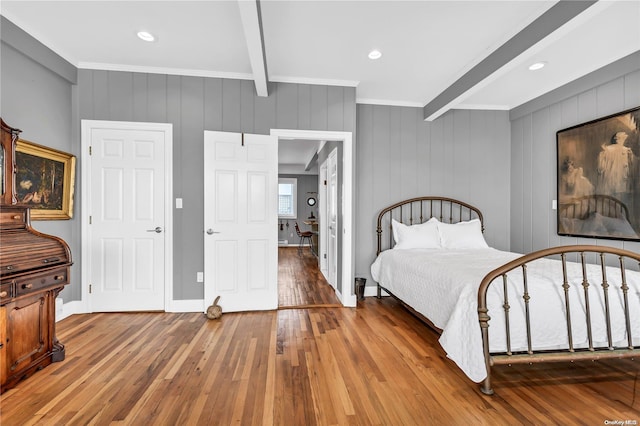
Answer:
[{"xmin": 376, "ymin": 196, "xmax": 484, "ymax": 255}]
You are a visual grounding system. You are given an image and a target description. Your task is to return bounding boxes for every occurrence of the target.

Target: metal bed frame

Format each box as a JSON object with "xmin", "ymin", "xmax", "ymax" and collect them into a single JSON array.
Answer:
[{"xmin": 375, "ymin": 196, "xmax": 640, "ymax": 395}]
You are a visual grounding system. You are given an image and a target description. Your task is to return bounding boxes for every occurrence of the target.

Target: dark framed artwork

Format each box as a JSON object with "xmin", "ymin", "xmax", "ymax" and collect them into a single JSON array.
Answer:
[
  {"xmin": 557, "ymin": 106, "xmax": 640, "ymax": 241},
  {"xmin": 15, "ymin": 139, "xmax": 76, "ymax": 220}
]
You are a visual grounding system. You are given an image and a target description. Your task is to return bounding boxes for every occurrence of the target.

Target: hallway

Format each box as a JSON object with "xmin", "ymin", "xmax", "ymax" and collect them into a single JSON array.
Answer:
[{"xmin": 278, "ymin": 247, "xmax": 341, "ymax": 308}]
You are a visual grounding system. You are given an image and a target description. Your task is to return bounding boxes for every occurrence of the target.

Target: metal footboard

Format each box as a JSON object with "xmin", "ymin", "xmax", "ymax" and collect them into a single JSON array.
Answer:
[{"xmin": 477, "ymin": 245, "xmax": 640, "ymax": 395}]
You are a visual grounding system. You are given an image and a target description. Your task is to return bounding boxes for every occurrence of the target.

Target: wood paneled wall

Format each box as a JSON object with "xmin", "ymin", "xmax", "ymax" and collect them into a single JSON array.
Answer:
[
  {"xmin": 78, "ymin": 70, "xmax": 356, "ymax": 300},
  {"xmin": 0, "ymin": 40, "xmax": 80, "ymax": 302},
  {"xmin": 510, "ymin": 68, "xmax": 640, "ymax": 255},
  {"xmin": 355, "ymin": 105, "xmax": 511, "ymax": 283}
]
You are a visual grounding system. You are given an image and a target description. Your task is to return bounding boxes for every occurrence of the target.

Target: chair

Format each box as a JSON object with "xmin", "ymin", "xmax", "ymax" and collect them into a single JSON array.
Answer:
[{"xmin": 294, "ymin": 222, "xmax": 313, "ymax": 255}]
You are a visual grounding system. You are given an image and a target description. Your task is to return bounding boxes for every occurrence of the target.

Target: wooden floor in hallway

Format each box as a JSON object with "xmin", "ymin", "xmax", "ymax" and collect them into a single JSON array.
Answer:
[{"xmin": 278, "ymin": 246, "xmax": 341, "ymax": 308}]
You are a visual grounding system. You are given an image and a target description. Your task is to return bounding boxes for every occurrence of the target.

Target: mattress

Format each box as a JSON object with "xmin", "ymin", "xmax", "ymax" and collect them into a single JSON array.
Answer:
[{"xmin": 371, "ymin": 247, "xmax": 640, "ymax": 382}]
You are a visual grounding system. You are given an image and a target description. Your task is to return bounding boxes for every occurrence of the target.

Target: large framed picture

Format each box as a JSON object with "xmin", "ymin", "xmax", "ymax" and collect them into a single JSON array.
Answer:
[
  {"xmin": 15, "ymin": 139, "xmax": 76, "ymax": 220},
  {"xmin": 557, "ymin": 106, "xmax": 640, "ymax": 241}
]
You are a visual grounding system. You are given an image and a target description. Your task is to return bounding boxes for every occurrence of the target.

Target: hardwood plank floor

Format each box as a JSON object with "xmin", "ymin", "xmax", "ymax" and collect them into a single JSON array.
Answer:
[
  {"xmin": 278, "ymin": 247, "xmax": 341, "ymax": 308},
  {"xmin": 1, "ymin": 297, "xmax": 638, "ymax": 425}
]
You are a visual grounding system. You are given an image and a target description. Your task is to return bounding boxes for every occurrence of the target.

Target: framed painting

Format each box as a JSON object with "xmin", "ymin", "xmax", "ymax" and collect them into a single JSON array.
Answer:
[
  {"xmin": 557, "ymin": 106, "xmax": 640, "ymax": 241},
  {"xmin": 15, "ymin": 139, "xmax": 76, "ymax": 220}
]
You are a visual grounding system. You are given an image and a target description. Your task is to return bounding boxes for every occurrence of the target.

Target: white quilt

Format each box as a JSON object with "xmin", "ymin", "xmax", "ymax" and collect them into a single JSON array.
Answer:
[{"xmin": 370, "ymin": 247, "xmax": 640, "ymax": 383}]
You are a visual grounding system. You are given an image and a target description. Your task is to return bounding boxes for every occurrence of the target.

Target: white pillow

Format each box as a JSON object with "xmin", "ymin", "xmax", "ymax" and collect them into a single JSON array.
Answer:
[
  {"xmin": 437, "ymin": 219, "xmax": 489, "ymax": 249},
  {"xmin": 392, "ymin": 217, "xmax": 441, "ymax": 249}
]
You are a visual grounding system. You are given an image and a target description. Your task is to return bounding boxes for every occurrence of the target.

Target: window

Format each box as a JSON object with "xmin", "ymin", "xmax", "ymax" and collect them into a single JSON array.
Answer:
[{"xmin": 278, "ymin": 178, "xmax": 297, "ymax": 219}]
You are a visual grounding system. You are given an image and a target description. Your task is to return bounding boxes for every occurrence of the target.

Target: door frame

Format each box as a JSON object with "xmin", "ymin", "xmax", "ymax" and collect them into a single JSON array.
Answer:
[
  {"xmin": 324, "ymin": 147, "xmax": 338, "ymax": 290},
  {"xmin": 271, "ymin": 129, "xmax": 356, "ymax": 308},
  {"xmin": 80, "ymin": 120, "xmax": 174, "ymax": 313},
  {"xmin": 318, "ymin": 159, "xmax": 328, "ymax": 277}
]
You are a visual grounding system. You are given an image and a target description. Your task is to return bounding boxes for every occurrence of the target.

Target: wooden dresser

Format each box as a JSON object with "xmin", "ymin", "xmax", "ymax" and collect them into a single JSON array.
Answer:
[{"xmin": 0, "ymin": 119, "xmax": 72, "ymax": 393}]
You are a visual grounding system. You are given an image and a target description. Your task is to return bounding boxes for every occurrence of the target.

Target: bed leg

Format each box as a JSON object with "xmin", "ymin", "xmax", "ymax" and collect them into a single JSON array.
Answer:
[
  {"xmin": 376, "ymin": 284, "xmax": 381, "ymax": 299},
  {"xmin": 480, "ymin": 378, "xmax": 494, "ymax": 396}
]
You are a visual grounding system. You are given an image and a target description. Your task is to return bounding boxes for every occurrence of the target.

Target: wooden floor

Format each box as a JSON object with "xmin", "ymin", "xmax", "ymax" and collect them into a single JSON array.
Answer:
[
  {"xmin": 1, "ymin": 296, "xmax": 638, "ymax": 425},
  {"xmin": 278, "ymin": 246, "xmax": 341, "ymax": 308}
]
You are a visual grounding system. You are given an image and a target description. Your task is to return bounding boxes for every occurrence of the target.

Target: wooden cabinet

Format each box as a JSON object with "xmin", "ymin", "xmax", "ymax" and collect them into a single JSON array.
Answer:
[
  {"xmin": 2, "ymin": 290, "xmax": 53, "ymax": 387},
  {"xmin": 0, "ymin": 262, "xmax": 70, "ymax": 391},
  {"xmin": 0, "ymin": 118, "xmax": 19, "ymax": 206},
  {"xmin": 0, "ymin": 305, "xmax": 6, "ymax": 386},
  {"xmin": 0, "ymin": 119, "xmax": 72, "ymax": 393}
]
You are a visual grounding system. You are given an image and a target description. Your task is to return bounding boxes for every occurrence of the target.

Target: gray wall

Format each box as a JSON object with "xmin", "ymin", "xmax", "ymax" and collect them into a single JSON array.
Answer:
[
  {"xmin": 356, "ymin": 105, "xmax": 512, "ymax": 285},
  {"xmin": 8, "ymin": 14, "xmax": 636, "ymax": 306},
  {"xmin": 2, "ymin": 15, "xmax": 358, "ymax": 303},
  {"xmin": 510, "ymin": 52, "xmax": 640, "ymax": 255},
  {"xmin": 77, "ymin": 70, "xmax": 356, "ymax": 300},
  {"xmin": 1, "ymin": 20, "xmax": 80, "ymax": 302}
]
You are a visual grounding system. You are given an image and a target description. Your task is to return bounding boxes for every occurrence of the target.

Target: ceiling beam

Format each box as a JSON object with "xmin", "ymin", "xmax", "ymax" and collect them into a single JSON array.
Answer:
[
  {"xmin": 305, "ymin": 151, "xmax": 319, "ymax": 172},
  {"xmin": 422, "ymin": 0, "xmax": 598, "ymax": 121},
  {"xmin": 237, "ymin": 0, "xmax": 269, "ymax": 97}
]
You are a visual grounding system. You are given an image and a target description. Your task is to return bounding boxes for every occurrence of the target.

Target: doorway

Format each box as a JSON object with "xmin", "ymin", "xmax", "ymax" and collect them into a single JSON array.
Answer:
[{"xmin": 272, "ymin": 129, "xmax": 355, "ymax": 308}]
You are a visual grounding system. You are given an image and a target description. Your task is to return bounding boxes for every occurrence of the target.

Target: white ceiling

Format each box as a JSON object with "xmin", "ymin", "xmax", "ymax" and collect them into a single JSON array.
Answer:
[
  {"xmin": 2, "ymin": 0, "xmax": 639, "ymax": 166},
  {"xmin": 278, "ymin": 138, "xmax": 322, "ymax": 174}
]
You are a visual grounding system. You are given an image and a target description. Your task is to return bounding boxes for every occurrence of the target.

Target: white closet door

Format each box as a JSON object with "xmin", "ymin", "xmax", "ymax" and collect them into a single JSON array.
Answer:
[{"xmin": 87, "ymin": 124, "xmax": 168, "ymax": 312}]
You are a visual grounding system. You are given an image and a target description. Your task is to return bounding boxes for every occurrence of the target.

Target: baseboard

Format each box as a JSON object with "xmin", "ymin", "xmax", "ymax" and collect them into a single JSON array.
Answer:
[
  {"xmin": 56, "ymin": 284, "xmax": 357, "ymax": 319},
  {"xmin": 166, "ymin": 299, "xmax": 206, "ymax": 313},
  {"xmin": 56, "ymin": 299, "xmax": 207, "ymax": 319},
  {"xmin": 56, "ymin": 300, "xmax": 85, "ymax": 322},
  {"xmin": 364, "ymin": 286, "xmax": 389, "ymax": 297}
]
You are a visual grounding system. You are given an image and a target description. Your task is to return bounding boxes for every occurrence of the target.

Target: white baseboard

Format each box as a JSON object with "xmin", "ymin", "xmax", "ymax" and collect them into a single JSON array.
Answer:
[
  {"xmin": 56, "ymin": 283, "xmax": 364, "ymax": 319},
  {"xmin": 364, "ymin": 286, "xmax": 389, "ymax": 297},
  {"xmin": 166, "ymin": 299, "xmax": 206, "ymax": 313},
  {"xmin": 56, "ymin": 299, "xmax": 206, "ymax": 320},
  {"xmin": 56, "ymin": 300, "xmax": 85, "ymax": 322}
]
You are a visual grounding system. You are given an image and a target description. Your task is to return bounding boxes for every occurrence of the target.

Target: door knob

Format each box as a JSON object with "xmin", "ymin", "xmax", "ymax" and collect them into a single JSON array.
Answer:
[
  {"xmin": 206, "ymin": 229, "xmax": 221, "ymax": 235},
  {"xmin": 147, "ymin": 226, "xmax": 163, "ymax": 233}
]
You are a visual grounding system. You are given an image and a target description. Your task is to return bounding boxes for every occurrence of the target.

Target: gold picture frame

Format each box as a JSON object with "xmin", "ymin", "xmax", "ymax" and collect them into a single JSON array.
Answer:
[{"xmin": 15, "ymin": 139, "xmax": 76, "ymax": 220}]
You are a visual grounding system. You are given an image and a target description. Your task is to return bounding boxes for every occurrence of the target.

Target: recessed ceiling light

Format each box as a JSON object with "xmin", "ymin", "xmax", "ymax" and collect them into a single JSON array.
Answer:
[
  {"xmin": 368, "ymin": 50, "xmax": 382, "ymax": 60},
  {"xmin": 528, "ymin": 61, "xmax": 546, "ymax": 71},
  {"xmin": 137, "ymin": 31, "xmax": 155, "ymax": 42}
]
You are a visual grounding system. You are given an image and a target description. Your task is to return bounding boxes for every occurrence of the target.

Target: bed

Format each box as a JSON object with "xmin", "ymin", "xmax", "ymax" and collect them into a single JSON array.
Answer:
[{"xmin": 370, "ymin": 196, "xmax": 640, "ymax": 395}]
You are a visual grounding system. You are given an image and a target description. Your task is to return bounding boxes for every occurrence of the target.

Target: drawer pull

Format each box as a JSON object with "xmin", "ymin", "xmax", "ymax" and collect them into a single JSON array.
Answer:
[
  {"xmin": 0, "ymin": 291, "xmax": 7, "ymax": 298},
  {"xmin": 12, "ymin": 215, "xmax": 21, "ymax": 220},
  {"xmin": 4, "ymin": 265, "xmax": 14, "ymax": 271},
  {"xmin": 54, "ymin": 275, "xmax": 65, "ymax": 281},
  {"xmin": 42, "ymin": 257, "xmax": 60, "ymax": 264},
  {"xmin": 22, "ymin": 283, "xmax": 33, "ymax": 290}
]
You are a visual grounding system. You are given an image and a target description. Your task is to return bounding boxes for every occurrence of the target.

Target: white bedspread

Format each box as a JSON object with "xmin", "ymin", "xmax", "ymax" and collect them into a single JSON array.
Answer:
[{"xmin": 370, "ymin": 248, "xmax": 640, "ymax": 383}]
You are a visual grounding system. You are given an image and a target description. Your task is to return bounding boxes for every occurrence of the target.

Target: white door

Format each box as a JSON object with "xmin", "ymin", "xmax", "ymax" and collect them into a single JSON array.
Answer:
[
  {"xmin": 85, "ymin": 122, "xmax": 170, "ymax": 312},
  {"xmin": 327, "ymin": 148, "xmax": 338, "ymax": 289},
  {"xmin": 203, "ymin": 131, "xmax": 278, "ymax": 312},
  {"xmin": 319, "ymin": 161, "xmax": 328, "ymax": 276}
]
